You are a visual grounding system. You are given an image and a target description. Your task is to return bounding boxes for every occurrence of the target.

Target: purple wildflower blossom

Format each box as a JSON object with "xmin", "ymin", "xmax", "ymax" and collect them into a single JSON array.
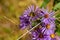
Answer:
[
  {"xmin": 23, "ymin": 5, "xmax": 42, "ymax": 21},
  {"xmin": 31, "ymin": 27, "xmax": 56, "ymax": 40},
  {"xmin": 19, "ymin": 5, "xmax": 42, "ymax": 29},
  {"xmin": 41, "ymin": 9, "xmax": 56, "ymax": 29}
]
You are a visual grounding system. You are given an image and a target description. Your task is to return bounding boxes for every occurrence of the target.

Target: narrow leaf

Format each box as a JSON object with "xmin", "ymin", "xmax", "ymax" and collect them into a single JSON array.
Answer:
[
  {"xmin": 53, "ymin": 3, "xmax": 60, "ymax": 11},
  {"xmin": 41, "ymin": 0, "xmax": 50, "ymax": 8}
]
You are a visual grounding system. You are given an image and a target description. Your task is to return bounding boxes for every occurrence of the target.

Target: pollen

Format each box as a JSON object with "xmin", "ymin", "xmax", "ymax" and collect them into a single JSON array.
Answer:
[
  {"xmin": 46, "ymin": 24, "xmax": 50, "ymax": 29},
  {"xmin": 50, "ymin": 34, "xmax": 55, "ymax": 38},
  {"xmin": 44, "ymin": 14, "xmax": 49, "ymax": 18}
]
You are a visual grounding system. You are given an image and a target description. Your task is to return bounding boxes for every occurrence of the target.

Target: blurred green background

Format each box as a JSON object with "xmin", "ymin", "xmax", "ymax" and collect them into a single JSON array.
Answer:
[{"xmin": 0, "ymin": 0, "xmax": 60, "ymax": 40}]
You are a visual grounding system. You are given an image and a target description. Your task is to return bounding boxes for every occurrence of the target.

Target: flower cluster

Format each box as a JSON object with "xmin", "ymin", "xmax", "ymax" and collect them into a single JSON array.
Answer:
[
  {"xmin": 19, "ymin": 5, "xmax": 56, "ymax": 40},
  {"xmin": 20, "ymin": 5, "xmax": 42, "ymax": 29}
]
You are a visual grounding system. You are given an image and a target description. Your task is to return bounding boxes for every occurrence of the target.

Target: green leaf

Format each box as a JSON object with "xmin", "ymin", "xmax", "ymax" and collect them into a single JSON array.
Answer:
[
  {"xmin": 41, "ymin": 0, "xmax": 50, "ymax": 8},
  {"xmin": 55, "ymin": 19, "xmax": 60, "ymax": 36},
  {"xmin": 53, "ymin": 0, "xmax": 60, "ymax": 6},
  {"xmin": 55, "ymin": 20, "xmax": 60, "ymax": 25},
  {"xmin": 53, "ymin": 2, "xmax": 60, "ymax": 11},
  {"xmin": 55, "ymin": 13, "xmax": 60, "ymax": 18},
  {"xmin": 56, "ymin": 32, "xmax": 60, "ymax": 36},
  {"xmin": 32, "ymin": 19, "xmax": 41, "ymax": 27},
  {"xmin": 56, "ymin": 24, "xmax": 60, "ymax": 36},
  {"xmin": 32, "ymin": 21, "xmax": 37, "ymax": 27}
]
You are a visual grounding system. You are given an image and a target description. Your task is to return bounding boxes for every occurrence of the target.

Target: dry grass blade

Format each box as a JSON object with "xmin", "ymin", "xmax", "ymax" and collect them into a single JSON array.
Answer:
[{"xmin": 17, "ymin": 23, "xmax": 40, "ymax": 40}]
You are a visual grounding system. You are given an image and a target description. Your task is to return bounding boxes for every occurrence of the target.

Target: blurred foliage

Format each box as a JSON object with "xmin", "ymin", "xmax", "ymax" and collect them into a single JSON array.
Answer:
[
  {"xmin": 41, "ymin": 0, "xmax": 50, "ymax": 8},
  {"xmin": 53, "ymin": 0, "xmax": 60, "ymax": 6},
  {"xmin": 55, "ymin": 11, "xmax": 60, "ymax": 36},
  {"xmin": 53, "ymin": 3, "xmax": 60, "ymax": 11}
]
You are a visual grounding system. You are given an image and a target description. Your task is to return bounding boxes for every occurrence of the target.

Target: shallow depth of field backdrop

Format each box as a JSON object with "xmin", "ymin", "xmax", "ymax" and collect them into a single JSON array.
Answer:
[{"xmin": 0, "ymin": 0, "xmax": 60, "ymax": 40}]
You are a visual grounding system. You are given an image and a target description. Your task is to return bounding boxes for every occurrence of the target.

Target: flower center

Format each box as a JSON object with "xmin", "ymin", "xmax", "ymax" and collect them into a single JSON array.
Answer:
[
  {"xmin": 44, "ymin": 14, "xmax": 49, "ymax": 18},
  {"xmin": 46, "ymin": 24, "xmax": 50, "ymax": 29},
  {"xmin": 39, "ymin": 33, "xmax": 44, "ymax": 38},
  {"xmin": 50, "ymin": 34, "xmax": 55, "ymax": 38},
  {"xmin": 30, "ymin": 12, "xmax": 36, "ymax": 17}
]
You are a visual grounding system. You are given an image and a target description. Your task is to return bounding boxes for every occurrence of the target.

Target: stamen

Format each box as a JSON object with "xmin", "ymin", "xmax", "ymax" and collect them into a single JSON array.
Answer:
[
  {"xmin": 46, "ymin": 24, "xmax": 50, "ymax": 29},
  {"xmin": 50, "ymin": 34, "xmax": 55, "ymax": 38},
  {"xmin": 44, "ymin": 14, "xmax": 49, "ymax": 18}
]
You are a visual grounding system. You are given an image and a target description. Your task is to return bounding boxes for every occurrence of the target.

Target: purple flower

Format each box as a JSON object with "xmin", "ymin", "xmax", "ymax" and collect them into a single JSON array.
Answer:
[
  {"xmin": 30, "ymin": 9, "xmax": 56, "ymax": 40},
  {"xmin": 19, "ymin": 5, "xmax": 43, "ymax": 29},
  {"xmin": 40, "ymin": 9, "xmax": 55, "ymax": 29},
  {"xmin": 23, "ymin": 5, "xmax": 42, "ymax": 21},
  {"xmin": 19, "ymin": 15, "xmax": 31, "ymax": 29},
  {"xmin": 41, "ymin": 10, "xmax": 55, "ymax": 24},
  {"xmin": 31, "ymin": 27, "xmax": 56, "ymax": 40}
]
